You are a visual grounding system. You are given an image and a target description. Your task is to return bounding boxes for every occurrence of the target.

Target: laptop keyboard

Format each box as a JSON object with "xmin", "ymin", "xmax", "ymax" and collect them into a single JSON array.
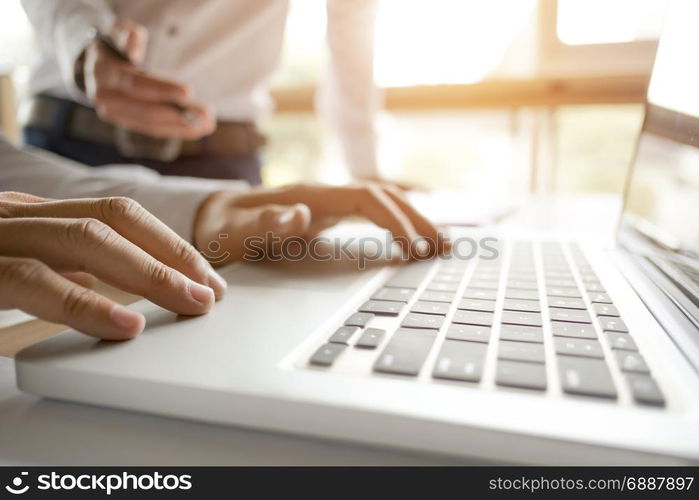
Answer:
[{"xmin": 306, "ymin": 241, "xmax": 665, "ymax": 407}]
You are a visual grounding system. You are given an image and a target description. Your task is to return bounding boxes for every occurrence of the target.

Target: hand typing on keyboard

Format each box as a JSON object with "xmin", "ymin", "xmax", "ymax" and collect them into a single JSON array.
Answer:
[
  {"xmin": 193, "ymin": 183, "xmax": 450, "ymax": 264},
  {"xmin": 0, "ymin": 192, "xmax": 226, "ymax": 340}
]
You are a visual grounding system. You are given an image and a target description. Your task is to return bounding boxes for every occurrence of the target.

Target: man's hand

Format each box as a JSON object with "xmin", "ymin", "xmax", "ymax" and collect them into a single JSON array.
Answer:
[
  {"xmin": 81, "ymin": 19, "xmax": 215, "ymax": 139},
  {"xmin": 193, "ymin": 183, "xmax": 449, "ymax": 265},
  {"xmin": 0, "ymin": 192, "xmax": 227, "ymax": 340}
]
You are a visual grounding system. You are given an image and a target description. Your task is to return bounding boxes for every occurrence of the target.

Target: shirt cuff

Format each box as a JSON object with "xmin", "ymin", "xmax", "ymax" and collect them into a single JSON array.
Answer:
[{"xmin": 55, "ymin": 6, "xmax": 115, "ymax": 101}]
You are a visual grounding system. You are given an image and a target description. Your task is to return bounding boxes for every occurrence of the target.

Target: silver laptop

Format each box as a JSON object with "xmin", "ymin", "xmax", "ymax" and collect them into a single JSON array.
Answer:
[{"xmin": 15, "ymin": 2, "xmax": 699, "ymax": 464}]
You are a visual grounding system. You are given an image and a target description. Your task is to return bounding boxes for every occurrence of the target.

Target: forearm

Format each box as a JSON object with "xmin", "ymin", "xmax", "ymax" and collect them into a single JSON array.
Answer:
[
  {"xmin": 320, "ymin": 0, "xmax": 381, "ymax": 179},
  {"xmin": 0, "ymin": 136, "xmax": 249, "ymax": 241}
]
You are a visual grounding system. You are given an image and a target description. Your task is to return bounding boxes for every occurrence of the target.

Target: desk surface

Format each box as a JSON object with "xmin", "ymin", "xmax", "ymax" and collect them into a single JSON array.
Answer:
[{"xmin": 0, "ymin": 194, "xmax": 621, "ymax": 465}]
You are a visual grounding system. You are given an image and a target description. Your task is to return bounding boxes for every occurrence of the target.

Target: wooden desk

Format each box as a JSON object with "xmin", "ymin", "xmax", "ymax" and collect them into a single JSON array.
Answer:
[{"xmin": 0, "ymin": 283, "xmax": 138, "ymax": 358}]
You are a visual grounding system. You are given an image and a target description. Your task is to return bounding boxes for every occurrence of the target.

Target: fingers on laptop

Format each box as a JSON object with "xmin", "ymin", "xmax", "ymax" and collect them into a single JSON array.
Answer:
[
  {"xmin": 231, "ymin": 184, "xmax": 447, "ymax": 257},
  {"xmin": 0, "ymin": 196, "xmax": 226, "ymax": 300},
  {"xmin": 0, "ymin": 217, "xmax": 215, "ymax": 317},
  {"xmin": 0, "ymin": 256, "xmax": 144, "ymax": 340},
  {"xmin": 204, "ymin": 203, "xmax": 312, "ymax": 263}
]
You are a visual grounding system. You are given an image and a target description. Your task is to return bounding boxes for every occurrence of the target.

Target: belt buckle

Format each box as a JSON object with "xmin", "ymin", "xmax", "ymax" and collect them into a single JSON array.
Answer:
[{"xmin": 114, "ymin": 128, "xmax": 182, "ymax": 162}]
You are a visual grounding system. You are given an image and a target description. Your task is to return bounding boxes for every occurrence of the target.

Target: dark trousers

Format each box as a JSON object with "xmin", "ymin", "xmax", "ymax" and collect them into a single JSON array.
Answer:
[{"xmin": 23, "ymin": 99, "xmax": 263, "ymax": 184}]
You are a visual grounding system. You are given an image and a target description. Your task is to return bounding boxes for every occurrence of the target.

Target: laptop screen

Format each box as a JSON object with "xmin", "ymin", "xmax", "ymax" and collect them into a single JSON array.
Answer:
[{"xmin": 619, "ymin": 0, "xmax": 699, "ymax": 267}]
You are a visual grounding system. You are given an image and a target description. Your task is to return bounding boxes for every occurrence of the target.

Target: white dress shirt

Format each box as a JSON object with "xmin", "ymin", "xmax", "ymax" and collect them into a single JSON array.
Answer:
[
  {"xmin": 20, "ymin": 0, "xmax": 381, "ymax": 178},
  {"xmin": 0, "ymin": 135, "xmax": 245, "ymax": 241}
]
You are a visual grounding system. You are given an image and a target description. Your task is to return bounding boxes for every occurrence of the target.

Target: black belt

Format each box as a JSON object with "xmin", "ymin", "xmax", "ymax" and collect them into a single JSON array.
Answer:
[{"xmin": 26, "ymin": 94, "xmax": 266, "ymax": 162}]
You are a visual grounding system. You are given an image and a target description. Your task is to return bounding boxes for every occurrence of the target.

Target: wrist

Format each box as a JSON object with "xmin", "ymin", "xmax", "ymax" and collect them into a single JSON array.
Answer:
[{"xmin": 192, "ymin": 190, "xmax": 236, "ymax": 251}]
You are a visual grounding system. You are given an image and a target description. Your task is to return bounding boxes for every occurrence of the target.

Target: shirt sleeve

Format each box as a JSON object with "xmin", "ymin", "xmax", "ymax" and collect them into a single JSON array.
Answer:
[
  {"xmin": 21, "ymin": 0, "xmax": 116, "ymax": 101},
  {"xmin": 318, "ymin": 0, "xmax": 382, "ymax": 180},
  {"xmin": 0, "ymin": 135, "xmax": 250, "ymax": 242}
]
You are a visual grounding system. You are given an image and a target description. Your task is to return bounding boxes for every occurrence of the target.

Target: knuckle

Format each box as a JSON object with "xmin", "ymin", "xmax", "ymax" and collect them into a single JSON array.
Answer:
[
  {"xmin": 146, "ymin": 260, "xmax": 177, "ymax": 289},
  {"xmin": 65, "ymin": 218, "xmax": 115, "ymax": 250},
  {"xmin": 62, "ymin": 286, "xmax": 95, "ymax": 318},
  {"xmin": 260, "ymin": 208, "xmax": 278, "ymax": 225},
  {"xmin": 100, "ymin": 196, "xmax": 142, "ymax": 223},
  {"xmin": 172, "ymin": 239, "xmax": 201, "ymax": 269},
  {"xmin": 0, "ymin": 258, "xmax": 45, "ymax": 285}
]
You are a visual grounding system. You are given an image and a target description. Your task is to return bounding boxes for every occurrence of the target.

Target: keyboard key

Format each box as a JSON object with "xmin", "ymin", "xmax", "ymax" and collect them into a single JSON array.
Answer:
[
  {"xmin": 548, "ymin": 308, "xmax": 591, "ymax": 324},
  {"xmin": 585, "ymin": 283, "xmax": 606, "ymax": 293},
  {"xmin": 463, "ymin": 288, "xmax": 498, "ymax": 300},
  {"xmin": 544, "ymin": 270, "xmax": 574, "ymax": 279},
  {"xmin": 446, "ymin": 324, "xmax": 491, "ymax": 343},
  {"xmin": 558, "ymin": 356, "xmax": 617, "ymax": 399},
  {"xmin": 626, "ymin": 375, "xmax": 665, "ymax": 406},
  {"xmin": 551, "ymin": 321, "xmax": 597, "ymax": 339},
  {"xmin": 359, "ymin": 300, "xmax": 404, "ymax": 316},
  {"xmin": 385, "ymin": 262, "xmax": 433, "ymax": 288},
  {"xmin": 547, "ymin": 297, "xmax": 586, "ymax": 310},
  {"xmin": 605, "ymin": 332, "xmax": 638, "ymax": 351},
  {"xmin": 452, "ymin": 310, "xmax": 494, "ymax": 326},
  {"xmin": 374, "ymin": 329, "xmax": 436, "ymax": 376},
  {"xmin": 498, "ymin": 340, "xmax": 545, "ymax": 363},
  {"xmin": 547, "ymin": 287, "xmax": 582, "ymax": 298},
  {"xmin": 467, "ymin": 279, "xmax": 499, "ymax": 290},
  {"xmin": 506, "ymin": 280, "xmax": 538, "ymax": 290},
  {"xmin": 329, "ymin": 326, "xmax": 360, "ymax": 344},
  {"xmin": 470, "ymin": 272, "xmax": 500, "ymax": 281},
  {"xmin": 499, "ymin": 324, "xmax": 543, "ymax": 343},
  {"xmin": 371, "ymin": 287, "xmax": 414, "ymax": 302},
  {"xmin": 614, "ymin": 351, "xmax": 650, "ymax": 374},
  {"xmin": 432, "ymin": 273, "xmax": 463, "ymax": 283},
  {"xmin": 503, "ymin": 299, "xmax": 541, "ymax": 312},
  {"xmin": 505, "ymin": 289, "xmax": 539, "ymax": 300},
  {"xmin": 344, "ymin": 312, "xmax": 373, "ymax": 327},
  {"xmin": 355, "ymin": 328, "xmax": 386, "ymax": 349},
  {"xmin": 401, "ymin": 313, "xmax": 445, "ymax": 330},
  {"xmin": 496, "ymin": 360, "xmax": 547, "ymax": 390},
  {"xmin": 507, "ymin": 271, "xmax": 537, "ymax": 280},
  {"xmin": 425, "ymin": 281, "xmax": 459, "ymax": 292},
  {"xmin": 554, "ymin": 337, "xmax": 604, "ymax": 359},
  {"xmin": 589, "ymin": 292, "xmax": 612, "ymax": 304},
  {"xmin": 458, "ymin": 298, "xmax": 496, "ymax": 312},
  {"xmin": 599, "ymin": 317, "xmax": 629, "ymax": 333},
  {"xmin": 501, "ymin": 311, "xmax": 543, "ymax": 327},
  {"xmin": 420, "ymin": 290, "xmax": 455, "ymax": 303},
  {"xmin": 411, "ymin": 301, "xmax": 450, "ymax": 316},
  {"xmin": 432, "ymin": 340, "xmax": 487, "ymax": 382},
  {"xmin": 545, "ymin": 279, "xmax": 578, "ymax": 288},
  {"xmin": 593, "ymin": 303, "xmax": 620, "ymax": 317},
  {"xmin": 310, "ymin": 343, "xmax": 346, "ymax": 366}
]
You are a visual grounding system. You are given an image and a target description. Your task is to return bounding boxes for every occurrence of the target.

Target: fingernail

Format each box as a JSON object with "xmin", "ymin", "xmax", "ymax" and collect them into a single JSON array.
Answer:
[
  {"xmin": 110, "ymin": 305, "xmax": 145, "ymax": 333},
  {"xmin": 188, "ymin": 280, "xmax": 215, "ymax": 306},
  {"xmin": 277, "ymin": 208, "xmax": 296, "ymax": 225},
  {"xmin": 207, "ymin": 269, "xmax": 227, "ymax": 299}
]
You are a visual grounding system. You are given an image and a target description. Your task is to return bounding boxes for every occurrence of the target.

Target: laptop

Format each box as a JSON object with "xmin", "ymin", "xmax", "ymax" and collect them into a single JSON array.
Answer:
[{"xmin": 15, "ymin": 1, "xmax": 699, "ymax": 464}]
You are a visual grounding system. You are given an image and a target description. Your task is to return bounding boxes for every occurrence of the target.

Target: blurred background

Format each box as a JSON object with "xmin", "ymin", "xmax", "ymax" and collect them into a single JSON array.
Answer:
[{"xmin": 0, "ymin": 0, "xmax": 668, "ymax": 197}]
